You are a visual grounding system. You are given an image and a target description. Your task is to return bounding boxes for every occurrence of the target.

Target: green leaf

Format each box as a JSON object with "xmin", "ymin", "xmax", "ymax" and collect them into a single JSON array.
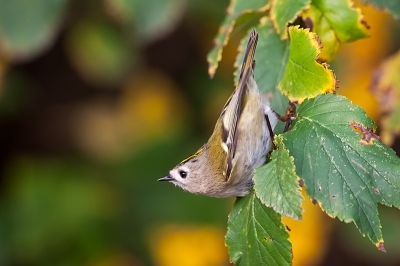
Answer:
[
  {"xmin": 282, "ymin": 94, "xmax": 400, "ymax": 250},
  {"xmin": 278, "ymin": 26, "xmax": 336, "ymax": 103},
  {"xmin": 254, "ymin": 135, "xmax": 303, "ymax": 220},
  {"xmin": 361, "ymin": 0, "xmax": 400, "ymax": 20},
  {"xmin": 66, "ymin": 19, "xmax": 133, "ymax": 86},
  {"xmin": 234, "ymin": 18, "xmax": 290, "ymax": 116},
  {"xmin": 310, "ymin": 0, "xmax": 369, "ymax": 42},
  {"xmin": 207, "ymin": 0, "xmax": 271, "ymax": 77},
  {"xmin": 370, "ymin": 49, "xmax": 400, "ymax": 146},
  {"xmin": 226, "ymin": 191, "xmax": 292, "ymax": 265},
  {"xmin": 270, "ymin": 0, "xmax": 311, "ymax": 39},
  {"xmin": 302, "ymin": 0, "xmax": 370, "ymax": 61},
  {"xmin": 302, "ymin": 6, "xmax": 340, "ymax": 61},
  {"xmin": 106, "ymin": 0, "xmax": 185, "ymax": 42},
  {"xmin": 0, "ymin": 0, "xmax": 69, "ymax": 60}
]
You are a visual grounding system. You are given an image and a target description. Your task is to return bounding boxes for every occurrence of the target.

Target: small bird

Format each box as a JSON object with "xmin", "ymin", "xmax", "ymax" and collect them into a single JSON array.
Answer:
[{"xmin": 158, "ymin": 30, "xmax": 279, "ymax": 197}]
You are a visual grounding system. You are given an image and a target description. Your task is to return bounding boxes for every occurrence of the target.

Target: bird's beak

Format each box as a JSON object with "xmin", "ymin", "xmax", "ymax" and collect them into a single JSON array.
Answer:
[{"xmin": 157, "ymin": 174, "xmax": 175, "ymax": 182}]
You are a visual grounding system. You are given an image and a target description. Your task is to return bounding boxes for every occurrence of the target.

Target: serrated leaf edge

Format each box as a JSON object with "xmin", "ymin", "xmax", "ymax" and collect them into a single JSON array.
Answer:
[
  {"xmin": 269, "ymin": 0, "xmax": 312, "ymax": 39},
  {"xmin": 279, "ymin": 26, "xmax": 337, "ymax": 103},
  {"xmin": 310, "ymin": 0, "xmax": 370, "ymax": 42},
  {"xmin": 254, "ymin": 136, "xmax": 304, "ymax": 220},
  {"xmin": 288, "ymin": 94, "xmax": 396, "ymax": 249},
  {"xmin": 207, "ymin": 3, "xmax": 271, "ymax": 77}
]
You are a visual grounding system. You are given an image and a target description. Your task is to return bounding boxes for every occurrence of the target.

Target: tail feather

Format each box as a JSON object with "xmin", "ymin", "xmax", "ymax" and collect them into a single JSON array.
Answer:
[
  {"xmin": 222, "ymin": 29, "xmax": 259, "ymax": 180},
  {"xmin": 238, "ymin": 29, "xmax": 258, "ymax": 81}
]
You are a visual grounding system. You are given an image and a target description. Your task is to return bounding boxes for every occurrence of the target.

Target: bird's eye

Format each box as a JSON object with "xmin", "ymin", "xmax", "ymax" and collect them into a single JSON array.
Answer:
[{"xmin": 179, "ymin": 170, "xmax": 187, "ymax": 178}]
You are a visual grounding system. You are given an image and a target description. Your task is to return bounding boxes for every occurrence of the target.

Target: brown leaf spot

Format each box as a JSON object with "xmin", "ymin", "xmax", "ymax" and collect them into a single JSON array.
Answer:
[
  {"xmin": 372, "ymin": 187, "xmax": 380, "ymax": 194},
  {"xmin": 361, "ymin": 19, "xmax": 370, "ymax": 30},
  {"xmin": 286, "ymin": 225, "xmax": 291, "ymax": 232},
  {"xmin": 349, "ymin": 120, "xmax": 380, "ymax": 145},
  {"xmin": 377, "ymin": 241, "xmax": 386, "ymax": 252},
  {"xmin": 312, "ymin": 199, "xmax": 318, "ymax": 205},
  {"xmin": 298, "ymin": 179, "xmax": 304, "ymax": 187},
  {"xmin": 304, "ymin": 17, "xmax": 313, "ymax": 30},
  {"xmin": 331, "ymin": 195, "xmax": 337, "ymax": 199},
  {"xmin": 263, "ymin": 237, "xmax": 273, "ymax": 242}
]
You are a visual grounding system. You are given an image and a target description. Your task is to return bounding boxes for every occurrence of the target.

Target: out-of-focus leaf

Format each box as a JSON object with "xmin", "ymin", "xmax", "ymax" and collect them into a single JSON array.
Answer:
[
  {"xmin": 207, "ymin": 0, "xmax": 270, "ymax": 78},
  {"xmin": 278, "ymin": 26, "xmax": 336, "ymax": 103},
  {"xmin": 361, "ymin": 0, "xmax": 400, "ymax": 20},
  {"xmin": 270, "ymin": 0, "xmax": 311, "ymax": 39},
  {"xmin": 0, "ymin": 158, "xmax": 119, "ymax": 265},
  {"xmin": 226, "ymin": 191, "xmax": 292, "ymax": 265},
  {"xmin": 119, "ymin": 71, "xmax": 188, "ymax": 146},
  {"xmin": 302, "ymin": 0, "xmax": 370, "ymax": 61},
  {"xmin": 149, "ymin": 225, "xmax": 228, "ymax": 266},
  {"xmin": 370, "ymin": 49, "xmax": 400, "ymax": 146},
  {"xmin": 105, "ymin": 0, "xmax": 185, "ymax": 42},
  {"xmin": 66, "ymin": 19, "xmax": 133, "ymax": 86},
  {"xmin": 186, "ymin": 0, "xmax": 229, "ymax": 23},
  {"xmin": 282, "ymin": 94, "xmax": 400, "ymax": 250},
  {"xmin": 0, "ymin": 0, "xmax": 69, "ymax": 61},
  {"xmin": 234, "ymin": 18, "xmax": 290, "ymax": 116},
  {"xmin": 254, "ymin": 135, "xmax": 303, "ymax": 220}
]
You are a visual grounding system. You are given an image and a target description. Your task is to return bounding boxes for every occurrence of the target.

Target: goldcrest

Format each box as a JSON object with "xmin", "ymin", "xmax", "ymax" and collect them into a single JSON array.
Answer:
[{"xmin": 158, "ymin": 30, "xmax": 278, "ymax": 198}]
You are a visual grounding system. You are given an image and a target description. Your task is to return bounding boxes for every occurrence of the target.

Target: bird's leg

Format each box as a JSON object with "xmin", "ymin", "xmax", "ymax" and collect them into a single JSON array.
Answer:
[
  {"xmin": 276, "ymin": 101, "xmax": 297, "ymax": 133},
  {"xmin": 265, "ymin": 101, "xmax": 297, "ymax": 150}
]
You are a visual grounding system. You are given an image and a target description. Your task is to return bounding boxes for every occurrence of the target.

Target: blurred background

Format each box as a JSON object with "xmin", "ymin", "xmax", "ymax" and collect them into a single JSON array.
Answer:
[{"xmin": 0, "ymin": 0, "xmax": 399, "ymax": 265}]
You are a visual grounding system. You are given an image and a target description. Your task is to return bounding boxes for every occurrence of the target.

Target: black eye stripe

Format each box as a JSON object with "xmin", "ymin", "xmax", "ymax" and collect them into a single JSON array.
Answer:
[{"xmin": 179, "ymin": 170, "xmax": 187, "ymax": 178}]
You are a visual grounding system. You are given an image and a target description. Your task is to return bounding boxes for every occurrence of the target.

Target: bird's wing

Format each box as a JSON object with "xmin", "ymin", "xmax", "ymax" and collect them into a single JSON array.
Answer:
[{"xmin": 220, "ymin": 29, "xmax": 258, "ymax": 180}]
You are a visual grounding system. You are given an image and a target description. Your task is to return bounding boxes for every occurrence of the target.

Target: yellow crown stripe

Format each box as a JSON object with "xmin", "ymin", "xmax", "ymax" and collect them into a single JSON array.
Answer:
[{"xmin": 180, "ymin": 147, "xmax": 203, "ymax": 164}]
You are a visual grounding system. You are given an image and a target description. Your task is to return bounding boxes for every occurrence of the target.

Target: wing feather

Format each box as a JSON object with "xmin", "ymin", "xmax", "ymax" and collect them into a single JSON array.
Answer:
[{"xmin": 221, "ymin": 30, "xmax": 258, "ymax": 180}]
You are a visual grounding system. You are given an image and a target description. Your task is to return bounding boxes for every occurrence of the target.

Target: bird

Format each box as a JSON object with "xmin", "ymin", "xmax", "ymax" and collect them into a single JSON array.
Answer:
[{"xmin": 158, "ymin": 29, "xmax": 280, "ymax": 198}]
